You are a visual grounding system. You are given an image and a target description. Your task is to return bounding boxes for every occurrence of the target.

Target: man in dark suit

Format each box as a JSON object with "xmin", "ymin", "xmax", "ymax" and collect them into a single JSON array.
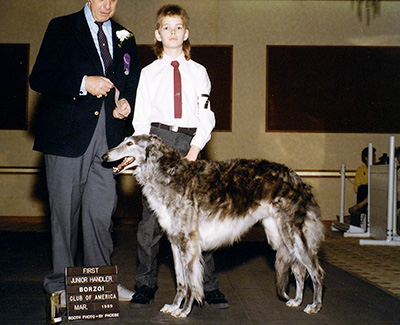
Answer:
[{"xmin": 29, "ymin": 0, "xmax": 140, "ymax": 304}]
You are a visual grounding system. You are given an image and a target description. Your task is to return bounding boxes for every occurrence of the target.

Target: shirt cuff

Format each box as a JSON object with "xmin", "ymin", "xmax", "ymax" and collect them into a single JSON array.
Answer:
[{"xmin": 79, "ymin": 76, "xmax": 87, "ymax": 96}]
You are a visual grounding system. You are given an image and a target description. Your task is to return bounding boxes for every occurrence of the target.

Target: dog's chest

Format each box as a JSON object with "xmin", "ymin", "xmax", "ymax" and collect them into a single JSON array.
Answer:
[{"xmin": 143, "ymin": 187, "xmax": 177, "ymax": 233}]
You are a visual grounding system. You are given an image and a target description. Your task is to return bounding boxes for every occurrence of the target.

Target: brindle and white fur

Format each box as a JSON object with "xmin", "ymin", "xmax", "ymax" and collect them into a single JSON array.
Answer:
[{"xmin": 103, "ymin": 134, "xmax": 325, "ymax": 318}]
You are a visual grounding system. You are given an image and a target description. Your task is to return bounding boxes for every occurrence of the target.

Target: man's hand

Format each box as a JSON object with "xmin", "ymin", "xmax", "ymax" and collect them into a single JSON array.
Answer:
[
  {"xmin": 85, "ymin": 76, "xmax": 114, "ymax": 98},
  {"xmin": 113, "ymin": 99, "xmax": 131, "ymax": 119}
]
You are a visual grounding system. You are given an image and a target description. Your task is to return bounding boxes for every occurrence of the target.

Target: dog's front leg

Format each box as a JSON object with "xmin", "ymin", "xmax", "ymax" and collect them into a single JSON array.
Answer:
[
  {"xmin": 176, "ymin": 234, "xmax": 203, "ymax": 318},
  {"xmin": 160, "ymin": 243, "xmax": 186, "ymax": 316}
]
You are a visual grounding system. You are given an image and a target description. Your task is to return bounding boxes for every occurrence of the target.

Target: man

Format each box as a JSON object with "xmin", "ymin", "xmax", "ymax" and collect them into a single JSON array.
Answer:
[
  {"xmin": 354, "ymin": 147, "xmax": 376, "ymax": 202},
  {"xmin": 349, "ymin": 147, "xmax": 376, "ymax": 216},
  {"xmin": 29, "ymin": 0, "xmax": 140, "ymax": 305}
]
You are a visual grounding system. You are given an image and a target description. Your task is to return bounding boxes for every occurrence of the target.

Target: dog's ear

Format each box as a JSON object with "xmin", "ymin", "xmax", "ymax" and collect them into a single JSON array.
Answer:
[
  {"xmin": 145, "ymin": 135, "xmax": 163, "ymax": 161},
  {"xmin": 145, "ymin": 143, "xmax": 163, "ymax": 161},
  {"xmin": 148, "ymin": 134, "xmax": 162, "ymax": 145}
]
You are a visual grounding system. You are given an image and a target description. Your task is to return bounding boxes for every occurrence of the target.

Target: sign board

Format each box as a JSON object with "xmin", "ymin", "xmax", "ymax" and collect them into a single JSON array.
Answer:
[{"xmin": 65, "ymin": 266, "xmax": 120, "ymax": 322}]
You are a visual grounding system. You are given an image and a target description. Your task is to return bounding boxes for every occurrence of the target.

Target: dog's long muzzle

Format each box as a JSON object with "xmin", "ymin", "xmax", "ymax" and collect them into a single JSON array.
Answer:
[{"xmin": 103, "ymin": 153, "xmax": 135, "ymax": 174}]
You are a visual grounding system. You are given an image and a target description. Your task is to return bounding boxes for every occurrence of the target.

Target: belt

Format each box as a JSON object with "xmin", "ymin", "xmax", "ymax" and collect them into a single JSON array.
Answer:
[{"xmin": 151, "ymin": 123, "xmax": 196, "ymax": 136}]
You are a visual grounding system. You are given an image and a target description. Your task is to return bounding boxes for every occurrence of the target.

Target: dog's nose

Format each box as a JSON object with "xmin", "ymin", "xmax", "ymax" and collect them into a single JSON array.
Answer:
[{"xmin": 102, "ymin": 153, "xmax": 108, "ymax": 161}]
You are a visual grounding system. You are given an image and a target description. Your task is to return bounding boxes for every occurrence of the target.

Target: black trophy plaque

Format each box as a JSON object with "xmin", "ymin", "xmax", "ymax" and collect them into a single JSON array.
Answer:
[{"xmin": 65, "ymin": 266, "xmax": 120, "ymax": 321}]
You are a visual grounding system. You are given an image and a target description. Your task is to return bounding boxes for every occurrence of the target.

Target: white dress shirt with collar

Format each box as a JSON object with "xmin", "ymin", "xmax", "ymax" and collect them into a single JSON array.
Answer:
[
  {"xmin": 80, "ymin": 3, "xmax": 114, "ymax": 95},
  {"xmin": 133, "ymin": 53, "xmax": 215, "ymax": 150}
]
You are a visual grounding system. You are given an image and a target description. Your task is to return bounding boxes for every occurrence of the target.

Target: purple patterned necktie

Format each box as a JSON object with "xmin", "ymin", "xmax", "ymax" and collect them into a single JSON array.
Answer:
[{"xmin": 95, "ymin": 21, "xmax": 112, "ymax": 77}]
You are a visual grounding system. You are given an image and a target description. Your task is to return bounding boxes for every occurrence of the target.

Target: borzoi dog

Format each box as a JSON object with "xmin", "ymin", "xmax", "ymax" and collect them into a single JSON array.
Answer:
[{"xmin": 103, "ymin": 134, "xmax": 325, "ymax": 318}]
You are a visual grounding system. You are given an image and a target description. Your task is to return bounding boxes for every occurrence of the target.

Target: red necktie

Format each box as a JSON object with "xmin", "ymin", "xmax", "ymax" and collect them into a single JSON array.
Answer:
[{"xmin": 171, "ymin": 60, "xmax": 182, "ymax": 119}]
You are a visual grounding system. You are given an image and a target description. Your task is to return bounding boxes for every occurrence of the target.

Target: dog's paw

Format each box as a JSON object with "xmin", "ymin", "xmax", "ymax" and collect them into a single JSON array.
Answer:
[
  {"xmin": 160, "ymin": 304, "xmax": 190, "ymax": 318},
  {"xmin": 278, "ymin": 291, "xmax": 290, "ymax": 301},
  {"xmin": 286, "ymin": 298, "xmax": 302, "ymax": 308},
  {"xmin": 160, "ymin": 304, "xmax": 173, "ymax": 313},
  {"xmin": 303, "ymin": 303, "xmax": 321, "ymax": 314},
  {"xmin": 160, "ymin": 304, "xmax": 179, "ymax": 315},
  {"xmin": 170, "ymin": 309, "xmax": 189, "ymax": 318}
]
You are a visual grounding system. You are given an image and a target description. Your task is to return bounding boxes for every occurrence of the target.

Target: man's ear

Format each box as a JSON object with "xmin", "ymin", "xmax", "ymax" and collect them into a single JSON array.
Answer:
[{"xmin": 155, "ymin": 29, "xmax": 162, "ymax": 42}]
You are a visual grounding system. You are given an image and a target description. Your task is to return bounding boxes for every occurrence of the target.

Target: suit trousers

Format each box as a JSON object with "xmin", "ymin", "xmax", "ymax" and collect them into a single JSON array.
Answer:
[
  {"xmin": 43, "ymin": 105, "xmax": 117, "ymax": 293},
  {"xmin": 134, "ymin": 126, "xmax": 219, "ymax": 292}
]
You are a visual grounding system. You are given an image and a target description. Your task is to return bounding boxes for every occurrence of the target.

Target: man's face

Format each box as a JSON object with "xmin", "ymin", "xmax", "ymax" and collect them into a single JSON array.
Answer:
[{"xmin": 88, "ymin": 0, "xmax": 118, "ymax": 22}]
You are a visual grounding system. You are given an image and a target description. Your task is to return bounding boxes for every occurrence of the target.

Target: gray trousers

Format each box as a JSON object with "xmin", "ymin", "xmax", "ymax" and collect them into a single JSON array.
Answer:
[
  {"xmin": 134, "ymin": 126, "xmax": 219, "ymax": 292},
  {"xmin": 43, "ymin": 106, "xmax": 117, "ymax": 293}
]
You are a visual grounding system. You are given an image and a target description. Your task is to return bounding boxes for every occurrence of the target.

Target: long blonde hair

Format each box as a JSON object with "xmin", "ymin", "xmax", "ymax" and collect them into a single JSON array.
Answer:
[{"xmin": 153, "ymin": 4, "xmax": 191, "ymax": 60}]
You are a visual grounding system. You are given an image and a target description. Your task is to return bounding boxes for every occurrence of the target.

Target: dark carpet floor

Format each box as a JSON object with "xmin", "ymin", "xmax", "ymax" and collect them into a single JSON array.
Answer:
[{"xmin": 0, "ymin": 230, "xmax": 399, "ymax": 324}]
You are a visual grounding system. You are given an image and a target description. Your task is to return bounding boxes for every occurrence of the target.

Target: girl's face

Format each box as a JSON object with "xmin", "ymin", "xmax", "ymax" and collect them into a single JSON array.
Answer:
[{"xmin": 155, "ymin": 16, "xmax": 189, "ymax": 52}]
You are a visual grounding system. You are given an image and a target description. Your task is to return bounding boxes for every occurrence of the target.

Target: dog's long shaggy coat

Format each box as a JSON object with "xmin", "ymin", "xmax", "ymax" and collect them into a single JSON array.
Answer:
[{"xmin": 103, "ymin": 134, "xmax": 325, "ymax": 318}]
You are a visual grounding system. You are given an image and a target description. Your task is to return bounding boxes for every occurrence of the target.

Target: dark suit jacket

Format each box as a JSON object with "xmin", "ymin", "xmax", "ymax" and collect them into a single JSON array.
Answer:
[{"xmin": 29, "ymin": 9, "xmax": 140, "ymax": 157}]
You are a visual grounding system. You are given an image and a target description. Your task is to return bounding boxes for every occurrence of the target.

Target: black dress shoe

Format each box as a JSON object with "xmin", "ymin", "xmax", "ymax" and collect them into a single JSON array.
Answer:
[
  {"xmin": 129, "ymin": 285, "xmax": 156, "ymax": 308},
  {"xmin": 204, "ymin": 289, "xmax": 230, "ymax": 309}
]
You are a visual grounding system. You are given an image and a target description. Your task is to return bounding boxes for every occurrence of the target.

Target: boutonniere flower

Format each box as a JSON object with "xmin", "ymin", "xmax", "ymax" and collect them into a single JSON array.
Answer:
[{"xmin": 116, "ymin": 29, "xmax": 133, "ymax": 47}]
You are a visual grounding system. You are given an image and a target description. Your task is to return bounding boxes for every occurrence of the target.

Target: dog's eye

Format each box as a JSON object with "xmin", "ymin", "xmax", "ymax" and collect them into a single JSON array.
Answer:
[{"xmin": 127, "ymin": 141, "xmax": 134, "ymax": 146}]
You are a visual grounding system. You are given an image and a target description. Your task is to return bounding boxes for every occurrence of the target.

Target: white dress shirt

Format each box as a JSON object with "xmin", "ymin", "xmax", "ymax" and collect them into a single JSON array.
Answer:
[
  {"xmin": 80, "ymin": 3, "xmax": 113, "ymax": 95},
  {"xmin": 132, "ymin": 53, "xmax": 215, "ymax": 150}
]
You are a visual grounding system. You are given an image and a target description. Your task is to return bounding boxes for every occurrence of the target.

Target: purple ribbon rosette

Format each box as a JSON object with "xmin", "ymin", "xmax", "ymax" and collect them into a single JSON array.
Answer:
[{"xmin": 123, "ymin": 53, "xmax": 131, "ymax": 75}]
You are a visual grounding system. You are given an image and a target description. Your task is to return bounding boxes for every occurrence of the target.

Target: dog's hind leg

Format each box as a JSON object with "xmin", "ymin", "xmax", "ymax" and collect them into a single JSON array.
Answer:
[
  {"xmin": 285, "ymin": 261, "xmax": 306, "ymax": 308},
  {"xmin": 262, "ymin": 218, "xmax": 291, "ymax": 301},
  {"xmin": 274, "ymin": 245, "xmax": 291, "ymax": 301},
  {"xmin": 262, "ymin": 218, "xmax": 295, "ymax": 302},
  {"xmin": 302, "ymin": 257, "xmax": 324, "ymax": 314},
  {"xmin": 293, "ymin": 238, "xmax": 324, "ymax": 314}
]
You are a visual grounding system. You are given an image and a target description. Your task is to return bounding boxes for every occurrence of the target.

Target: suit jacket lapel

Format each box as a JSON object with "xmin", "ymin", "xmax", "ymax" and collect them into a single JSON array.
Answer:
[
  {"xmin": 73, "ymin": 9, "xmax": 104, "ymax": 76},
  {"xmin": 111, "ymin": 21, "xmax": 123, "ymax": 76}
]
